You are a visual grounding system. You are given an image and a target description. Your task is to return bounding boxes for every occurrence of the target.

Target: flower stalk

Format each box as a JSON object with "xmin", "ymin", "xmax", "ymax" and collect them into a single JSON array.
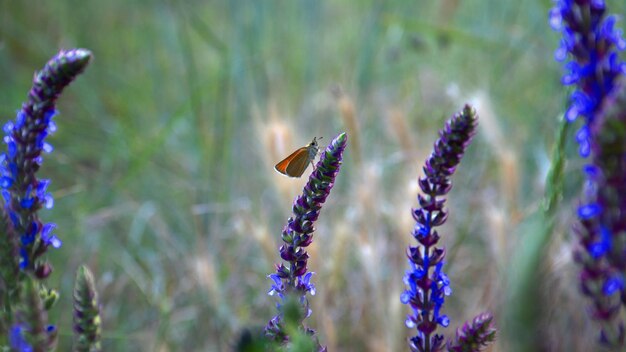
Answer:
[
  {"xmin": 446, "ymin": 313, "xmax": 496, "ymax": 352},
  {"xmin": 573, "ymin": 81, "xmax": 626, "ymax": 346},
  {"xmin": 0, "ymin": 48, "xmax": 92, "ymax": 350},
  {"xmin": 73, "ymin": 265, "xmax": 102, "ymax": 352},
  {"xmin": 265, "ymin": 132, "xmax": 347, "ymax": 349},
  {"xmin": 550, "ymin": 0, "xmax": 626, "ymax": 346},
  {"xmin": 1, "ymin": 49, "xmax": 92, "ymax": 279},
  {"xmin": 401, "ymin": 105, "xmax": 478, "ymax": 352}
]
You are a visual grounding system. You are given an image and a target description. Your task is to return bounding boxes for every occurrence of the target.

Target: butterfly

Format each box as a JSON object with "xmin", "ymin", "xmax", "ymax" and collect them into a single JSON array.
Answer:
[{"xmin": 274, "ymin": 137, "xmax": 321, "ymax": 178}]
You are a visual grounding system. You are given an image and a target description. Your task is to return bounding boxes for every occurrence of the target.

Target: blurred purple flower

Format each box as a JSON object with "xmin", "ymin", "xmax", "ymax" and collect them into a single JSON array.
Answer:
[
  {"xmin": 550, "ymin": 0, "xmax": 626, "ymax": 155},
  {"xmin": 265, "ymin": 132, "xmax": 347, "ymax": 348},
  {"xmin": 0, "ymin": 49, "xmax": 91, "ymax": 278},
  {"xmin": 551, "ymin": 0, "xmax": 626, "ymax": 346},
  {"xmin": 573, "ymin": 81, "xmax": 626, "ymax": 347},
  {"xmin": 446, "ymin": 312, "xmax": 496, "ymax": 352},
  {"xmin": 401, "ymin": 105, "xmax": 477, "ymax": 352}
]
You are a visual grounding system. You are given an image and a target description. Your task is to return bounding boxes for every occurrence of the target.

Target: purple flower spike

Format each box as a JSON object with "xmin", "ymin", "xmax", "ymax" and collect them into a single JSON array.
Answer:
[
  {"xmin": 265, "ymin": 132, "xmax": 347, "ymax": 349},
  {"xmin": 573, "ymin": 81, "xmax": 626, "ymax": 347},
  {"xmin": 1, "ymin": 49, "xmax": 92, "ymax": 278},
  {"xmin": 446, "ymin": 312, "xmax": 496, "ymax": 352},
  {"xmin": 550, "ymin": 0, "xmax": 626, "ymax": 157},
  {"xmin": 551, "ymin": 0, "xmax": 626, "ymax": 347},
  {"xmin": 595, "ymin": 85, "xmax": 626, "ymax": 277},
  {"xmin": 402, "ymin": 105, "xmax": 478, "ymax": 352}
]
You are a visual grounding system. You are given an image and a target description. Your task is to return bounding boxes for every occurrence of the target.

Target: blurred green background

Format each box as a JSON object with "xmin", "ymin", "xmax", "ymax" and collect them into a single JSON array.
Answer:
[{"xmin": 2, "ymin": 0, "xmax": 626, "ymax": 351}]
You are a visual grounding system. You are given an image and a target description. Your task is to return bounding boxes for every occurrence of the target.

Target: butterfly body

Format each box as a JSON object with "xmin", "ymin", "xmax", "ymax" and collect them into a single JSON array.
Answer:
[{"xmin": 274, "ymin": 137, "xmax": 320, "ymax": 178}]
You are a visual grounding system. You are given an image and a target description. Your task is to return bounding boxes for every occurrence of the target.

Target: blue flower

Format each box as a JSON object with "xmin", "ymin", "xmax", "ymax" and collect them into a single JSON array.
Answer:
[
  {"xmin": 298, "ymin": 271, "xmax": 316, "ymax": 296},
  {"xmin": 41, "ymin": 223, "xmax": 61, "ymax": 248},
  {"xmin": 268, "ymin": 273, "xmax": 285, "ymax": 298},
  {"xmin": 9, "ymin": 324, "xmax": 33, "ymax": 352},
  {"xmin": 578, "ymin": 203, "xmax": 602, "ymax": 219},
  {"xmin": 604, "ymin": 276, "xmax": 624, "ymax": 296}
]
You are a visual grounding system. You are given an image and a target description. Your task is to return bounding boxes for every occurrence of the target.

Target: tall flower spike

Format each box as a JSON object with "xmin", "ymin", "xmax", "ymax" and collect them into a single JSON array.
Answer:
[
  {"xmin": 446, "ymin": 313, "xmax": 496, "ymax": 352},
  {"xmin": 572, "ymin": 80, "xmax": 626, "ymax": 347},
  {"xmin": 594, "ymin": 82, "xmax": 626, "ymax": 288},
  {"xmin": 265, "ymin": 132, "xmax": 347, "ymax": 348},
  {"xmin": 1, "ymin": 49, "xmax": 92, "ymax": 279},
  {"xmin": 73, "ymin": 265, "xmax": 102, "ymax": 352},
  {"xmin": 550, "ymin": 1, "xmax": 626, "ymax": 346},
  {"xmin": 401, "ymin": 105, "xmax": 478, "ymax": 352}
]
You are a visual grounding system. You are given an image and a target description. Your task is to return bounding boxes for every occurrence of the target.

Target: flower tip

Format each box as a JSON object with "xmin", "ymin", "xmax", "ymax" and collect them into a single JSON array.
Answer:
[
  {"xmin": 333, "ymin": 132, "xmax": 347, "ymax": 146},
  {"xmin": 462, "ymin": 103, "xmax": 475, "ymax": 113},
  {"xmin": 75, "ymin": 265, "xmax": 98, "ymax": 296},
  {"xmin": 53, "ymin": 48, "xmax": 93, "ymax": 76},
  {"xmin": 66, "ymin": 48, "xmax": 93, "ymax": 65}
]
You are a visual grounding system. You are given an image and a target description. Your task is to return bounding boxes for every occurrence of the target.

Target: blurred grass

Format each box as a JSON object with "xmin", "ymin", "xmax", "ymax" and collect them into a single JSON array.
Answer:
[
  {"xmin": 502, "ymin": 115, "xmax": 570, "ymax": 351},
  {"xmin": 1, "ymin": 0, "xmax": 625, "ymax": 351}
]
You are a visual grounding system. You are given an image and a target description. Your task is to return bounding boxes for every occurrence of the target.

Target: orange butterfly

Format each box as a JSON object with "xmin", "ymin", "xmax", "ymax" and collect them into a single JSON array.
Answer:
[{"xmin": 274, "ymin": 137, "xmax": 321, "ymax": 178}]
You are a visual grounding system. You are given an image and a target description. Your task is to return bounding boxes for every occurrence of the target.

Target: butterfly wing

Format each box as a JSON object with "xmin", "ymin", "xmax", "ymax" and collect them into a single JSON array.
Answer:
[{"xmin": 275, "ymin": 147, "xmax": 312, "ymax": 178}]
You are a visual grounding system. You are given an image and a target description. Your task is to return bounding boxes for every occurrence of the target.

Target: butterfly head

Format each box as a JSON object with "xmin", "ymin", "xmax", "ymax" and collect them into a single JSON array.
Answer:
[{"xmin": 310, "ymin": 136, "xmax": 323, "ymax": 147}]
